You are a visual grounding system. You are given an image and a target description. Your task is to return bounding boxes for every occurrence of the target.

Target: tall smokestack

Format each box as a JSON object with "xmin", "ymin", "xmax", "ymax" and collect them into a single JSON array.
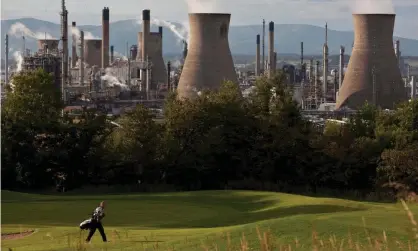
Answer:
[
  {"xmin": 323, "ymin": 22, "xmax": 329, "ymax": 99},
  {"xmin": 262, "ymin": 19, "xmax": 265, "ymax": 72},
  {"xmin": 315, "ymin": 60, "xmax": 320, "ymax": 101},
  {"xmin": 141, "ymin": 9, "xmax": 150, "ymax": 61},
  {"xmin": 110, "ymin": 45, "xmax": 114, "ymax": 64},
  {"xmin": 255, "ymin": 34, "xmax": 260, "ymax": 76},
  {"xmin": 5, "ymin": 34, "xmax": 9, "ymax": 85},
  {"xmin": 102, "ymin": 7, "xmax": 110, "ymax": 69},
  {"xmin": 182, "ymin": 40, "xmax": 188, "ymax": 62},
  {"xmin": 177, "ymin": 13, "xmax": 238, "ymax": 99},
  {"xmin": 300, "ymin": 42, "xmax": 304, "ymax": 66},
  {"xmin": 71, "ymin": 21, "xmax": 77, "ymax": 68},
  {"xmin": 159, "ymin": 26, "xmax": 163, "ymax": 37},
  {"xmin": 336, "ymin": 14, "xmax": 407, "ymax": 110},
  {"xmin": 411, "ymin": 76, "xmax": 416, "ymax": 100},
  {"xmin": 339, "ymin": 46, "xmax": 345, "ymax": 89},
  {"xmin": 268, "ymin": 21, "xmax": 274, "ymax": 77},
  {"xmin": 61, "ymin": 0, "xmax": 68, "ymax": 103},
  {"xmin": 79, "ymin": 31, "xmax": 84, "ymax": 86},
  {"xmin": 395, "ymin": 39, "xmax": 401, "ymax": 68},
  {"xmin": 273, "ymin": 52, "xmax": 277, "ymax": 72}
]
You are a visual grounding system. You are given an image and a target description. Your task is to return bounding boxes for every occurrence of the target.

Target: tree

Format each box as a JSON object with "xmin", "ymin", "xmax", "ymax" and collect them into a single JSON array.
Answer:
[{"xmin": 1, "ymin": 69, "xmax": 63, "ymax": 189}]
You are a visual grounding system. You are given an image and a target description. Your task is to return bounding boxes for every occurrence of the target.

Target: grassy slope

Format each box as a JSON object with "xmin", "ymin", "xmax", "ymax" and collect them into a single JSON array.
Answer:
[{"xmin": 1, "ymin": 190, "xmax": 417, "ymax": 251}]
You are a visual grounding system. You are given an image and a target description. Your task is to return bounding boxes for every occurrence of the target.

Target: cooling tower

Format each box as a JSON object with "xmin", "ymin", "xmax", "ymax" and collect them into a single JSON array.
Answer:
[
  {"xmin": 84, "ymin": 39, "xmax": 102, "ymax": 67},
  {"xmin": 177, "ymin": 13, "xmax": 238, "ymax": 99},
  {"xmin": 336, "ymin": 14, "xmax": 407, "ymax": 110},
  {"xmin": 38, "ymin": 39, "xmax": 60, "ymax": 52},
  {"xmin": 137, "ymin": 31, "xmax": 167, "ymax": 87}
]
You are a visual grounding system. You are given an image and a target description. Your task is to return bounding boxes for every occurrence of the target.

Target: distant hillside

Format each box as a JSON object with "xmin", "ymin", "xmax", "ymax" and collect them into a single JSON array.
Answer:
[{"xmin": 2, "ymin": 17, "xmax": 418, "ymax": 59}]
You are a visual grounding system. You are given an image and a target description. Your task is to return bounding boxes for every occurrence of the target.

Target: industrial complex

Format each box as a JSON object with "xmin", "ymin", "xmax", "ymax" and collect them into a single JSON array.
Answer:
[{"xmin": 2, "ymin": 0, "xmax": 417, "ymax": 119}]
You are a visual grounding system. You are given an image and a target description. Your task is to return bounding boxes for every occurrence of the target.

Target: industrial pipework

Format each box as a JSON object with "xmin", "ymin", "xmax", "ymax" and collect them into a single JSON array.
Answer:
[
  {"xmin": 336, "ymin": 14, "xmax": 407, "ymax": 109},
  {"xmin": 102, "ymin": 7, "xmax": 110, "ymax": 68},
  {"xmin": 256, "ymin": 34, "xmax": 260, "ymax": 76},
  {"xmin": 177, "ymin": 13, "xmax": 238, "ymax": 99}
]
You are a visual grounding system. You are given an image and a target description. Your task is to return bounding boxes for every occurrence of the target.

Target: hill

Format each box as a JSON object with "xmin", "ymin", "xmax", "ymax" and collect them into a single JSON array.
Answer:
[
  {"xmin": 2, "ymin": 190, "xmax": 417, "ymax": 251},
  {"xmin": 2, "ymin": 18, "xmax": 418, "ymax": 58}
]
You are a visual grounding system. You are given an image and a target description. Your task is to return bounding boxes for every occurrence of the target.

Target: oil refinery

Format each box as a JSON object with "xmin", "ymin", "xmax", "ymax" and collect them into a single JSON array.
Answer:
[{"xmin": 2, "ymin": 0, "xmax": 417, "ymax": 119}]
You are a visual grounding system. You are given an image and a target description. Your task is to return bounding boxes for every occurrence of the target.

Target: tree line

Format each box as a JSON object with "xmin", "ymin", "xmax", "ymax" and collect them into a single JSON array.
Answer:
[{"xmin": 2, "ymin": 69, "xmax": 417, "ymax": 200}]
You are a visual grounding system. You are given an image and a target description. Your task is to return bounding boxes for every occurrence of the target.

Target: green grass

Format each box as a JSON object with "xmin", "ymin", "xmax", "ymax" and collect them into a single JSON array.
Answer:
[{"xmin": 1, "ymin": 190, "xmax": 417, "ymax": 251}]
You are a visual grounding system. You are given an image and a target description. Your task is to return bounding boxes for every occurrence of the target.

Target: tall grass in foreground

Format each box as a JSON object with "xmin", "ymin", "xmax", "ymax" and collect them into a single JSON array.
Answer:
[{"xmin": 69, "ymin": 199, "xmax": 417, "ymax": 251}]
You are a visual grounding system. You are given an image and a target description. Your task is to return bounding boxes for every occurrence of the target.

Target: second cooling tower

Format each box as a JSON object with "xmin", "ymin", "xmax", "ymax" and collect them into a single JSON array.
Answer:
[
  {"xmin": 177, "ymin": 13, "xmax": 238, "ymax": 99},
  {"xmin": 84, "ymin": 39, "xmax": 102, "ymax": 67},
  {"xmin": 336, "ymin": 14, "xmax": 407, "ymax": 109}
]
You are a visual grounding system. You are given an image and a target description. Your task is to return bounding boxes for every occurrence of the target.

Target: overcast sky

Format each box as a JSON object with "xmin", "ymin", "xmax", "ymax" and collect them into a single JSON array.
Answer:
[{"xmin": 2, "ymin": 0, "xmax": 418, "ymax": 39}]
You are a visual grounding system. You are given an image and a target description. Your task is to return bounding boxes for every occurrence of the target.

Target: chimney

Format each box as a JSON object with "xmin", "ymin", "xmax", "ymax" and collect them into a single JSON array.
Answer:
[
  {"xmin": 323, "ymin": 22, "xmax": 329, "ymax": 99},
  {"xmin": 262, "ymin": 19, "xmax": 265, "ymax": 72},
  {"xmin": 110, "ymin": 45, "xmax": 114, "ymax": 64},
  {"xmin": 167, "ymin": 61, "xmax": 171, "ymax": 91},
  {"xmin": 300, "ymin": 42, "xmax": 304, "ymax": 66},
  {"xmin": 102, "ymin": 7, "xmax": 110, "ymax": 69},
  {"xmin": 411, "ymin": 76, "xmax": 416, "ymax": 100},
  {"xmin": 339, "ymin": 46, "xmax": 345, "ymax": 89},
  {"xmin": 79, "ymin": 31, "xmax": 84, "ymax": 86},
  {"xmin": 141, "ymin": 9, "xmax": 150, "ymax": 61},
  {"xmin": 255, "ymin": 34, "xmax": 260, "ymax": 76},
  {"xmin": 395, "ymin": 39, "xmax": 401, "ymax": 68},
  {"xmin": 273, "ymin": 51, "xmax": 277, "ymax": 73},
  {"xmin": 5, "ymin": 34, "xmax": 9, "ymax": 85},
  {"xmin": 315, "ymin": 60, "xmax": 320, "ymax": 101},
  {"xmin": 159, "ymin": 26, "xmax": 163, "ymax": 37},
  {"xmin": 182, "ymin": 40, "xmax": 188, "ymax": 62},
  {"xmin": 268, "ymin": 21, "xmax": 274, "ymax": 77},
  {"xmin": 71, "ymin": 21, "xmax": 77, "ymax": 68},
  {"xmin": 61, "ymin": 0, "xmax": 68, "ymax": 103},
  {"xmin": 309, "ymin": 58, "xmax": 314, "ymax": 81}
]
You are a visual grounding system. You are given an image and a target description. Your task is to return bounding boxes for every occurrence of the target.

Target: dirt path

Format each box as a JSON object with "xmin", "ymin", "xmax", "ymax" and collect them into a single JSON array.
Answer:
[{"xmin": 1, "ymin": 230, "xmax": 35, "ymax": 240}]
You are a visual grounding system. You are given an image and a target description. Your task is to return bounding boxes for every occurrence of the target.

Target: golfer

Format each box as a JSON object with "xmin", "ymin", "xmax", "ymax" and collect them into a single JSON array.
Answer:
[{"xmin": 86, "ymin": 201, "xmax": 107, "ymax": 243}]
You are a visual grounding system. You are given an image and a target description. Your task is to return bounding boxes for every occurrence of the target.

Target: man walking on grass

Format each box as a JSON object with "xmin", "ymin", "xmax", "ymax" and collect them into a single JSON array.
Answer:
[{"xmin": 86, "ymin": 201, "xmax": 107, "ymax": 243}]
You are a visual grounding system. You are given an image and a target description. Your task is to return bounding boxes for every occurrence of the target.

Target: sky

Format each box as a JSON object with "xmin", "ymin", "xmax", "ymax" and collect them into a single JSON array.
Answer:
[{"xmin": 2, "ymin": 0, "xmax": 418, "ymax": 39}]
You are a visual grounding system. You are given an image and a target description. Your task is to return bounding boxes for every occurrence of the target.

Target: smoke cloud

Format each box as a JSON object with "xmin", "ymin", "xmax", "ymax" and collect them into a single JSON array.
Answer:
[
  {"xmin": 9, "ymin": 22, "xmax": 54, "ymax": 40},
  {"xmin": 137, "ymin": 18, "xmax": 189, "ymax": 44},
  {"xmin": 13, "ymin": 51, "xmax": 24, "ymax": 73},
  {"xmin": 185, "ymin": 0, "xmax": 221, "ymax": 13},
  {"xmin": 101, "ymin": 68, "xmax": 129, "ymax": 90},
  {"xmin": 114, "ymin": 51, "xmax": 128, "ymax": 61},
  {"xmin": 71, "ymin": 27, "xmax": 99, "ymax": 44},
  {"xmin": 352, "ymin": 0, "xmax": 395, "ymax": 14}
]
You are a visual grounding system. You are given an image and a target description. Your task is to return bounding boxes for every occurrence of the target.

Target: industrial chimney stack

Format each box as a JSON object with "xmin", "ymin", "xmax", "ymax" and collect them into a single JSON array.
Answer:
[
  {"xmin": 177, "ymin": 13, "xmax": 238, "ymax": 99},
  {"xmin": 268, "ymin": 21, "xmax": 275, "ymax": 77},
  {"xmin": 5, "ymin": 34, "xmax": 9, "ymax": 85},
  {"xmin": 182, "ymin": 40, "xmax": 188, "ymax": 62},
  {"xmin": 71, "ymin": 22, "xmax": 77, "ymax": 68},
  {"xmin": 102, "ymin": 7, "xmax": 110, "ymax": 69},
  {"xmin": 61, "ymin": 0, "xmax": 68, "ymax": 103},
  {"xmin": 79, "ymin": 31, "xmax": 84, "ymax": 86},
  {"xmin": 110, "ymin": 45, "xmax": 114, "ymax": 64},
  {"xmin": 323, "ymin": 23, "xmax": 329, "ymax": 98},
  {"xmin": 336, "ymin": 14, "xmax": 407, "ymax": 109},
  {"xmin": 141, "ymin": 9, "xmax": 150, "ymax": 61},
  {"xmin": 339, "ymin": 46, "xmax": 345, "ymax": 89},
  {"xmin": 255, "ymin": 34, "xmax": 260, "ymax": 76},
  {"xmin": 395, "ymin": 40, "xmax": 401, "ymax": 68}
]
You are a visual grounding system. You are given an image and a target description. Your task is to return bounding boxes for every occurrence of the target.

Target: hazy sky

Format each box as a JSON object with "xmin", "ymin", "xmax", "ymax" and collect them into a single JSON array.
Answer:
[{"xmin": 2, "ymin": 0, "xmax": 418, "ymax": 39}]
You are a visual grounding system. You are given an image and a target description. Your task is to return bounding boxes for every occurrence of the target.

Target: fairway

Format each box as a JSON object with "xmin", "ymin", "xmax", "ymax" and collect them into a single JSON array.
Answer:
[{"xmin": 1, "ymin": 190, "xmax": 417, "ymax": 251}]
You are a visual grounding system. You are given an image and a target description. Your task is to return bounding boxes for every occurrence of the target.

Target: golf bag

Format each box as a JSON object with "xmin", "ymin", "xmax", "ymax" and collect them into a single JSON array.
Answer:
[{"xmin": 79, "ymin": 218, "xmax": 93, "ymax": 230}]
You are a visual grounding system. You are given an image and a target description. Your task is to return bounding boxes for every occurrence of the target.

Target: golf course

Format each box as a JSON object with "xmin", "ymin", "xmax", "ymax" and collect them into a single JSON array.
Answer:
[{"xmin": 2, "ymin": 190, "xmax": 417, "ymax": 251}]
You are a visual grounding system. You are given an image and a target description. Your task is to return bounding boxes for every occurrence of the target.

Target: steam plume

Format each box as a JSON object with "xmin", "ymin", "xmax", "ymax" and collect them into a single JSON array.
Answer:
[
  {"xmin": 71, "ymin": 26, "xmax": 99, "ymax": 44},
  {"xmin": 101, "ymin": 68, "xmax": 129, "ymax": 90},
  {"xmin": 352, "ymin": 0, "xmax": 395, "ymax": 14},
  {"xmin": 137, "ymin": 18, "xmax": 189, "ymax": 44},
  {"xmin": 185, "ymin": 0, "xmax": 221, "ymax": 13},
  {"xmin": 13, "ymin": 51, "xmax": 24, "ymax": 72},
  {"xmin": 114, "ymin": 51, "xmax": 128, "ymax": 61},
  {"xmin": 9, "ymin": 22, "xmax": 54, "ymax": 39}
]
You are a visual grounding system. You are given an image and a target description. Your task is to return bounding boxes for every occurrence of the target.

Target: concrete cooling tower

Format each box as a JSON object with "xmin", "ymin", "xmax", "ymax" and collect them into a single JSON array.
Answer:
[
  {"xmin": 38, "ymin": 39, "xmax": 60, "ymax": 52},
  {"xmin": 336, "ymin": 14, "xmax": 407, "ymax": 110},
  {"xmin": 137, "ymin": 31, "xmax": 167, "ymax": 87},
  {"xmin": 84, "ymin": 39, "xmax": 102, "ymax": 67},
  {"xmin": 177, "ymin": 13, "xmax": 238, "ymax": 99}
]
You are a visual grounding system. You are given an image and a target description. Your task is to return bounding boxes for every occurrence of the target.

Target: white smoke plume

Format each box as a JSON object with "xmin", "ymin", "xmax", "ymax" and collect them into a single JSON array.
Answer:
[
  {"xmin": 71, "ymin": 26, "xmax": 99, "ymax": 44},
  {"xmin": 101, "ymin": 68, "xmax": 129, "ymax": 90},
  {"xmin": 114, "ymin": 51, "xmax": 128, "ymax": 61},
  {"xmin": 9, "ymin": 22, "xmax": 54, "ymax": 39},
  {"xmin": 185, "ymin": 0, "xmax": 221, "ymax": 13},
  {"xmin": 13, "ymin": 51, "xmax": 24, "ymax": 73},
  {"xmin": 352, "ymin": 0, "xmax": 395, "ymax": 14},
  {"xmin": 76, "ymin": 59, "xmax": 89, "ymax": 68},
  {"xmin": 137, "ymin": 18, "xmax": 189, "ymax": 44}
]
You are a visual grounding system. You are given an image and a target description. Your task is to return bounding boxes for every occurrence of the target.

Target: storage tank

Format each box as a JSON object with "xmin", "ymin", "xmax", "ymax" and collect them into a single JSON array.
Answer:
[
  {"xmin": 177, "ymin": 13, "xmax": 238, "ymax": 99},
  {"xmin": 84, "ymin": 39, "xmax": 102, "ymax": 67},
  {"xmin": 336, "ymin": 14, "xmax": 407, "ymax": 109}
]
